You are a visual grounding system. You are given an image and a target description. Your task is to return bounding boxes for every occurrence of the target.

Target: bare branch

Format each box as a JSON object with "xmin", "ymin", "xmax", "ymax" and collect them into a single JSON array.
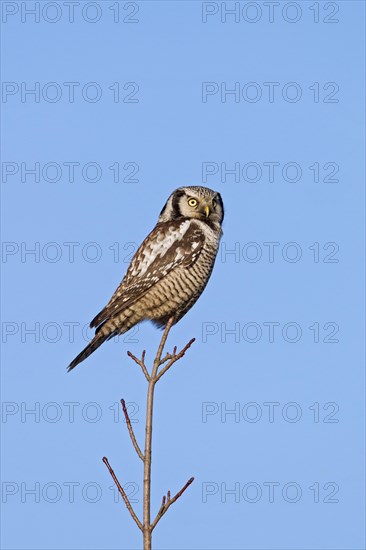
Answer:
[
  {"xmin": 102, "ymin": 457, "xmax": 143, "ymax": 531},
  {"xmin": 158, "ymin": 351, "xmax": 173, "ymax": 366},
  {"xmin": 156, "ymin": 338, "xmax": 195, "ymax": 382},
  {"xmin": 153, "ymin": 317, "xmax": 175, "ymax": 371},
  {"xmin": 106, "ymin": 317, "xmax": 195, "ymax": 548},
  {"xmin": 127, "ymin": 350, "xmax": 150, "ymax": 381},
  {"xmin": 151, "ymin": 477, "xmax": 195, "ymax": 531},
  {"xmin": 142, "ymin": 317, "xmax": 175, "ymax": 548},
  {"xmin": 121, "ymin": 399, "xmax": 144, "ymax": 461}
]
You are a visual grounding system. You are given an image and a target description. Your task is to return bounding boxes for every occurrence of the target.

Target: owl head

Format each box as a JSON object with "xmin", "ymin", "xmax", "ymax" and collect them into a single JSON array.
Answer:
[{"xmin": 158, "ymin": 186, "xmax": 224, "ymax": 226}]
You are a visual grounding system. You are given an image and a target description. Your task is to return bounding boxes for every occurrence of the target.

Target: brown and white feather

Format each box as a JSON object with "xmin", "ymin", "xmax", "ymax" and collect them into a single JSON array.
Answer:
[{"xmin": 67, "ymin": 186, "xmax": 224, "ymax": 371}]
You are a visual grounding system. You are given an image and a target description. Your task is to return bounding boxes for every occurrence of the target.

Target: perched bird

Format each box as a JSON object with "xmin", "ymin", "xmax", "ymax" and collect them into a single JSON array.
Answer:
[{"xmin": 67, "ymin": 186, "xmax": 224, "ymax": 371}]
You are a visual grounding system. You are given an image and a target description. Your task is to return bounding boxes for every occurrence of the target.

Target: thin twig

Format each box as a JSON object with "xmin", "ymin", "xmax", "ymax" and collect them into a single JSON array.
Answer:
[
  {"xmin": 156, "ymin": 338, "xmax": 196, "ymax": 382},
  {"xmin": 102, "ymin": 456, "xmax": 143, "ymax": 531},
  {"xmin": 154, "ymin": 318, "xmax": 175, "ymax": 369},
  {"xmin": 121, "ymin": 399, "xmax": 144, "ymax": 461},
  {"xmin": 151, "ymin": 477, "xmax": 195, "ymax": 531},
  {"xmin": 127, "ymin": 350, "xmax": 150, "ymax": 381},
  {"xmin": 159, "ymin": 351, "xmax": 173, "ymax": 366}
]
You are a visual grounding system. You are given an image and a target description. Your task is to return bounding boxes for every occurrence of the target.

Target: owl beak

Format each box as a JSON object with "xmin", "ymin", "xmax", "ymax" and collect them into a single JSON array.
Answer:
[{"xmin": 204, "ymin": 205, "xmax": 210, "ymax": 218}]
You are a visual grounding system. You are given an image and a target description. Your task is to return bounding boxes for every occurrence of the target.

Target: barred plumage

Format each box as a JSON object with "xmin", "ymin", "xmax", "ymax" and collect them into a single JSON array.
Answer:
[{"xmin": 68, "ymin": 186, "xmax": 224, "ymax": 371}]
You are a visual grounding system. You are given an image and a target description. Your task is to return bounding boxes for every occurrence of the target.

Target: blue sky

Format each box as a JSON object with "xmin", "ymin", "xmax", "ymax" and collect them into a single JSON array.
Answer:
[{"xmin": 1, "ymin": 1, "xmax": 365, "ymax": 549}]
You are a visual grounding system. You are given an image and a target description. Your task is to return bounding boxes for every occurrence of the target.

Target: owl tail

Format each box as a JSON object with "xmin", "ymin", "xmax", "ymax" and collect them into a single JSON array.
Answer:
[{"xmin": 67, "ymin": 332, "xmax": 109, "ymax": 372}]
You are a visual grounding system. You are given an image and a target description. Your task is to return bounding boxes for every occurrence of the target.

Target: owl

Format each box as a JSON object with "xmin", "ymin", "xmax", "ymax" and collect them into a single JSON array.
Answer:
[{"xmin": 67, "ymin": 186, "xmax": 224, "ymax": 371}]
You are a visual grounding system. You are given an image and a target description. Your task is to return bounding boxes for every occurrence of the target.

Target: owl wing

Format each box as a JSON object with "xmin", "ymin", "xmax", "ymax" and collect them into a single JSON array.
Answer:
[{"xmin": 90, "ymin": 220, "xmax": 205, "ymax": 331}]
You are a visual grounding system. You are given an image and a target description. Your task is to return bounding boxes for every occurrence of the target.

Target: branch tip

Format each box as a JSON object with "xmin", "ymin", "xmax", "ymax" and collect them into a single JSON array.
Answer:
[
  {"xmin": 127, "ymin": 349, "xmax": 150, "ymax": 381},
  {"xmin": 102, "ymin": 456, "xmax": 143, "ymax": 531},
  {"xmin": 151, "ymin": 476, "xmax": 194, "ymax": 531},
  {"xmin": 120, "ymin": 399, "xmax": 144, "ymax": 461},
  {"xmin": 156, "ymin": 336, "xmax": 196, "ymax": 382}
]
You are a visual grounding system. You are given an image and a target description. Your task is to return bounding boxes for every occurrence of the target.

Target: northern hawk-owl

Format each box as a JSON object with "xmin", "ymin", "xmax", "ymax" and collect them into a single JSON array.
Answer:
[{"xmin": 67, "ymin": 186, "xmax": 224, "ymax": 371}]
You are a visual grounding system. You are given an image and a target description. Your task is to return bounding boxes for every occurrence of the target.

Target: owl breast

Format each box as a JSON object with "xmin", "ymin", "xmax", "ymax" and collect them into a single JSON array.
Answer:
[{"xmin": 124, "ymin": 219, "xmax": 220, "ymax": 328}]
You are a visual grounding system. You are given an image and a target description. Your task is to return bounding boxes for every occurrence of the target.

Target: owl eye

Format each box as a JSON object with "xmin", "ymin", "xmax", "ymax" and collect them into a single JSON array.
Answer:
[
  {"xmin": 212, "ymin": 199, "xmax": 217, "ymax": 208},
  {"xmin": 188, "ymin": 198, "xmax": 198, "ymax": 207}
]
